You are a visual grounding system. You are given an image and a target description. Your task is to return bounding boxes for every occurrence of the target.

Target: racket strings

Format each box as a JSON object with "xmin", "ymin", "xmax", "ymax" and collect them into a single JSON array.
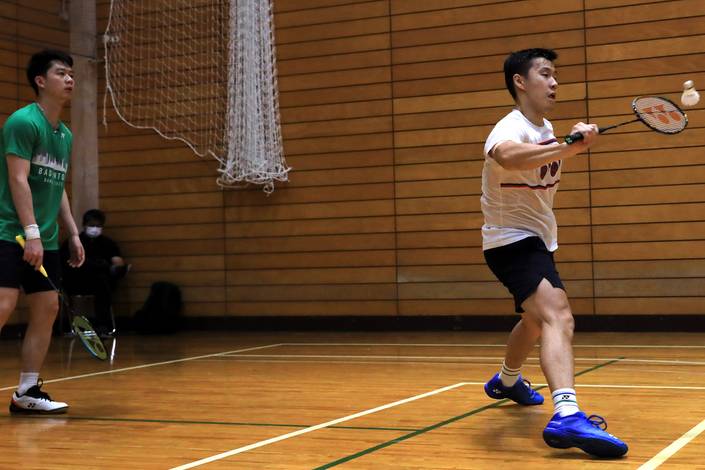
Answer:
[{"xmin": 634, "ymin": 96, "xmax": 687, "ymax": 134}]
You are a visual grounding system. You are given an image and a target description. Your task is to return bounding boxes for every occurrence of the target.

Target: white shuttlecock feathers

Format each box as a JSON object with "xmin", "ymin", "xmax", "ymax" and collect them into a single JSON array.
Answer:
[{"xmin": 681, "ymin": 80, "xmax": 700, "ymax": 107}]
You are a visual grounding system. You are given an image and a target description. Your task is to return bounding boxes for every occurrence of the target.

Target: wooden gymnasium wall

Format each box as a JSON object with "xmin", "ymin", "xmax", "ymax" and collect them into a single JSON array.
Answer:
[
  {"xmin": 585, "ymin": 0, "xmax": 705, "ymax": 316},
  {"xmin": 0, "ymin": 0, "xmax": 70, "ymax": 325},
  {"xmin": 247, "ymin": 0, "xmax": 705, "ymax": 320},
  {"xmin": 0, "ymin": 0, "xmax": 69, "ymax": 153},
  {"xmin": 95, "ymin": 1, "xmax": 226, "ymax": 319},
  {"xmin": 224, "ymin": 0, "xmax": 705, "ymax": 320},
  {"xmin": 3, "ymin": 1, "xmax": 704, "ymax": 323}
]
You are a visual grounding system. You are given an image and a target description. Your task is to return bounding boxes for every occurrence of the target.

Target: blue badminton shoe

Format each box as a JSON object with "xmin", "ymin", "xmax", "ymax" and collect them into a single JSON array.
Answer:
[
  {"xmin": 543, "ymin": 412, "xmax": 628, "ymax": 458},
  {"xmin": 484, "ymin": 373, "xmax": 544, "ymax": 405}
]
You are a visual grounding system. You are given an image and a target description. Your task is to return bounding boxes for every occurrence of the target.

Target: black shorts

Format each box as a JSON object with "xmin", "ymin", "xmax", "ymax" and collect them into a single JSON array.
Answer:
[
  {"xmin": 0, "ymin": 240, "xmax": 61, "ymax": 294},
  {"xmin": 484, "ymin": 236, "xmax": 565, "ymax": 313}
]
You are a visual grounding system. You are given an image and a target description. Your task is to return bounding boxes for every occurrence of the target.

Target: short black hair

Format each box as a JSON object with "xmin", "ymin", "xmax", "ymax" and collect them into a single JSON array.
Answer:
[
  {"xmin": 503, "ymin": 48, "xmax": 557, "ymax": 100},
  {"xmin": 26, "ymin": 49, "xmax": 73, "ymax": 95},
  {"xmin": 83, "ymin": 209, "xmax": 106, "ymax": 226}
]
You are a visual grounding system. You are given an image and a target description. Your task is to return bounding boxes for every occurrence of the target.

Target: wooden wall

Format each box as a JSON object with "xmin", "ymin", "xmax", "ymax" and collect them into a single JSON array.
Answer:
[
  {"xmin": 585, "ymin": 0, "xmax": 705, "ymax": 315},
  {"xmin": 96, "ymin": 0, "xmax": 226, "ymax": 319},
  {"xmin": 0, "ymin": 0, "xmax": 70, "ymax": 325},
  {"xmin": 225, "ymin": 0, "xmax": 705, "ymax": 319},
  {"xmin": 0, "ymin": 1, "xmax": 69, "ymax": 123},
  {"xmin": 3, "ymin": 1, "xmax": 704, "ymax": 324}
]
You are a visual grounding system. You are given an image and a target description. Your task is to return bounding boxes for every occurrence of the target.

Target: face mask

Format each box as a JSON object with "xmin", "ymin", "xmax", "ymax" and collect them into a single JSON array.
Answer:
[{"xmin": 85, "ymin": 226, "xmax": 102, "ymax": 238}]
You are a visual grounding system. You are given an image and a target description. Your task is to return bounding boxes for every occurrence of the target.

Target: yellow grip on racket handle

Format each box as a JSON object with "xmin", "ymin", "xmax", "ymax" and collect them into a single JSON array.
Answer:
[{"xmin": 15, "ymin": 235, "xmax": 49, "ymax": 278}]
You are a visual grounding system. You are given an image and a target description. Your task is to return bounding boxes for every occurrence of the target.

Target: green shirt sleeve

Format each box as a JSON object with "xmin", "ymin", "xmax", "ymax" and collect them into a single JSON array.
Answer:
[{"xmin": 3, "ymin": 113, "xmax": 37, "ymax": 160}]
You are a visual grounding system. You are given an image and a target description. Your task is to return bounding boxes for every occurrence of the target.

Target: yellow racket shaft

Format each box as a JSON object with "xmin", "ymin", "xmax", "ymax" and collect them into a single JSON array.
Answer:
[{"xmin": 15, "ymin": 235, "xmax": 49, "ymax": 277}]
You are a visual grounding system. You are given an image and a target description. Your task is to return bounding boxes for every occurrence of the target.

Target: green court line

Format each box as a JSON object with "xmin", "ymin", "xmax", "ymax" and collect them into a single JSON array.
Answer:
[
  {"xmin": 315, "ymin": 358, "xmax": 623, "ymax": 469},
  {"xmin": 0, "ymin": 414, "xmax": 418, "ymax": 433}
]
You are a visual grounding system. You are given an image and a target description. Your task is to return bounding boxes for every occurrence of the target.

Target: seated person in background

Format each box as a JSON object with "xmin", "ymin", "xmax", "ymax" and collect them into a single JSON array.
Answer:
[{"xmin": 61, "ymin": 209, "xmax": 128, "ymax": 332}]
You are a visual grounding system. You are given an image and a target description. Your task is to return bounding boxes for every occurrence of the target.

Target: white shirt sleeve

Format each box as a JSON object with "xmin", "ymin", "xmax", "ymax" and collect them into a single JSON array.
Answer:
[{"xmin": 483, "ymin": 115, "xmax": 527, "ymax": 158}]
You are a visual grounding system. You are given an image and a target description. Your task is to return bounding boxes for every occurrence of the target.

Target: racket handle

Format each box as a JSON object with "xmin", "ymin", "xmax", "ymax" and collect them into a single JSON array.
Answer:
[
  {"xmin": 564, "ymin": 133, "xmax": 583, "ymax": 144},
  {"xmin": 564, "ymin": 127, "xmax": 607, "ymax": 145},
  {"xmin": 15, "ymin": 235, "xmax": 49, "ymax": 278}
]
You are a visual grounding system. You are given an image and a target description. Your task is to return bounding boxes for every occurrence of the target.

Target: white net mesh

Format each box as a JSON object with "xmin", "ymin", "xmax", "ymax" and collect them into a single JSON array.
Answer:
[{"xmin": 104, "ymin": 0, "xmax": 289, "ymax": 193}]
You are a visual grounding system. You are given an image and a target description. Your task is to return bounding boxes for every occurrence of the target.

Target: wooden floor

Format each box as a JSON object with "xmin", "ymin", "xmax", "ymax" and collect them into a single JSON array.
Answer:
[{"xmin": 0, "ymin": 331, "xmax": 704, "ymax": 469}]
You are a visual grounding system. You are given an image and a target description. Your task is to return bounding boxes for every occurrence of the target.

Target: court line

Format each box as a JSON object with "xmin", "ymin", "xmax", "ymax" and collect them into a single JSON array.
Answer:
[
  {"xmin": 277, "ymin": 342, "xmax": 705, "ymax": 349},
  {"xmin": 200, "ymin": 358, "xmax": 545, "ymax": 368},
  {"xmin": 210, "ymin": 354, "xmax": 705, "ymax": 375},
  {"xmin": 0, "ymin": 415, "xmax": 419, "ymax": 432},
  {"xmin": 0, "ymin": 343, "xmax": 283, "ymax": 392},
  {"xmin": 608, "ymin": 358, "xmax": 694, "ymax": 366},
  {"xmin": 223, "ymin": 353, "xmax": 705, "ymax": 366},
  {"xmin": 122, "ymin": 360, "xmax": 705, "ymax": 391},
  {"xmin": 169, "ymin": 382, "xmax": 469, "ymax": 470},
  {"xmin": 314, "ymin": 358, "xmax": 622, "ymax": 469},
  {"xmin": 577, "ymin": 384, "xmax": 705, "ymax": 390},
  {"xmin": 637, "ymin": 417, "xmax": 705, "ymax": 469},
  {"xmin": 171, "ymin": 358, "xmax": 623, "ymax": 469}
]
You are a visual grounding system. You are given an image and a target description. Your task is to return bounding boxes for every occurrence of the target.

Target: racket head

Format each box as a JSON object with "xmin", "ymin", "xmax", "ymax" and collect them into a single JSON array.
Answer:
[
  {"xmin": 633, "ymin": 96, "xmax": 688, "ymax": 134},
  {"xmin": 71, "ymin": 315, "xmax": 108, "ymax": 361}
]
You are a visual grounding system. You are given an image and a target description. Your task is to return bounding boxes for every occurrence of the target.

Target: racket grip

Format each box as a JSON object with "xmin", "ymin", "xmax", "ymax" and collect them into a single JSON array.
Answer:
[
  {"xmin": 564, "ymin": 133, "xmax": 583, "ymax": 145},
  {"xmin": 15, "ymin": 235, "xmax": 49, "ymax": 278},
  {"xmin": 565, "ymin": 126, "xmax": 608, "ymax": 145}
]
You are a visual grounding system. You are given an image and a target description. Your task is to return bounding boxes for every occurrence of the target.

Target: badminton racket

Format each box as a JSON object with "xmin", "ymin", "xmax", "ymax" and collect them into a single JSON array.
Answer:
[
  {"xmin": 565, "ymin": 96, "xmax": 687, "ymax": 144},
  {"xmin": 15, "ymin": 235, "xmax": 107, "ymax": 361}
]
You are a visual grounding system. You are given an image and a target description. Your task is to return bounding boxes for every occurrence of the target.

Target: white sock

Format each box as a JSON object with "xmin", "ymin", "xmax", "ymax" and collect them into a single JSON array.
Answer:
[
  {"xmin": 552, "ymin": 388, "xmax": 580, "ymax": 417},
  {"xmin": 499, "ymin": 362, "xmax": 521, "ymax": 387},
  {"xmin": 17, "ymin": 372, "xmax": 39, "ymax": 396}
]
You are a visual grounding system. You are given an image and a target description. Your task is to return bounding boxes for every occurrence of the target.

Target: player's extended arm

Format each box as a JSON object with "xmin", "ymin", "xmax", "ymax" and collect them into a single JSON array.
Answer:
[
  {"xmin": 491, "ymin": 141, "xmax": 580, "ymax": 171},
  {"xmin": 7, "ymin": 154, "xmax": 43, "ymax": 269},
  {"xmin": 491, "ymin": 122, "xmax": 598, "ymax": 171}
]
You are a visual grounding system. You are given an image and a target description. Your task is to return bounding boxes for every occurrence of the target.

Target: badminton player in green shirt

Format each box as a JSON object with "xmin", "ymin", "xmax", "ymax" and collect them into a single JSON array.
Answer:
[{"xmin": 0, "ymin": 49, "xmax": 85, "ymax": 413}]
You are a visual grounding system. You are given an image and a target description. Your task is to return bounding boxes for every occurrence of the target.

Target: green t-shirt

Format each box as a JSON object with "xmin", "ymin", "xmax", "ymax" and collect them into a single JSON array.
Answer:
[{"xmin": 0, "ymin": 103, "xmax": 72, "ymax": 250}]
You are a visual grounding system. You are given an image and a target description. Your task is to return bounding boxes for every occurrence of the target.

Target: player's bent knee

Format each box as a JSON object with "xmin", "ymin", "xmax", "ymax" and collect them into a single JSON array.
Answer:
[
  {"xmin": 543, "ymin": 305, "xmax": 574, "ymax": 330},
  {"xmin": 553, "ymin": 308, "xmax": 574, "ymax": 338}
]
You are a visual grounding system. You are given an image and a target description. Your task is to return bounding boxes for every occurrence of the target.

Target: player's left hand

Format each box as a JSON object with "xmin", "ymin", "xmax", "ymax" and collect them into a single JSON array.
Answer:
[{"xmin": 67, "ymin": 234, "xmax": 85, "ymax": 268}]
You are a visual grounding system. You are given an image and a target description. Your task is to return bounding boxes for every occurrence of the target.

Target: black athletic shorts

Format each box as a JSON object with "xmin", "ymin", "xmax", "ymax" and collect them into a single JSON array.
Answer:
[
  {"xmin": 483, "ymin": 236, "xmax": 565, "ymax": 313},
  {"xmin": 0, "ymin": 240, "xmax": 61, "ymax": 294}
]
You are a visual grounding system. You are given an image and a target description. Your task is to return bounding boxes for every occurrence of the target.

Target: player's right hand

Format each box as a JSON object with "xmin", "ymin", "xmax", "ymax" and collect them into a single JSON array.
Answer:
[
  {"xmin": 570, "ymin": 122, "xmax": 599, "ymax": 148},
  {"xmin": 24, "ymin": 238, "xmax": 44, "ymax": 271}
]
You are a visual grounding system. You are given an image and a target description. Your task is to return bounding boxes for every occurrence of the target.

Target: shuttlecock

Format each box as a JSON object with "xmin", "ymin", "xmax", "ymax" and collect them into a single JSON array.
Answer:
[{"xmin": 681, "ymin": 80, "xmax": 700, "ymax": 107}]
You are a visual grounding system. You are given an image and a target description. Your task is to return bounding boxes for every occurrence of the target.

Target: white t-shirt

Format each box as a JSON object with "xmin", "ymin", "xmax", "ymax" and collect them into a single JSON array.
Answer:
[{"xmin": 481, "ymin": 108, "xmax": 561, "ymax": 252}]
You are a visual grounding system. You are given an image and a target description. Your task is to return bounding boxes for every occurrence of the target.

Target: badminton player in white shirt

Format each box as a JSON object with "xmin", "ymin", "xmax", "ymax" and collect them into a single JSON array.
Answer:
[{"xmin": 481, "ymin": 48, "xmax": 627, "ymax": 458}]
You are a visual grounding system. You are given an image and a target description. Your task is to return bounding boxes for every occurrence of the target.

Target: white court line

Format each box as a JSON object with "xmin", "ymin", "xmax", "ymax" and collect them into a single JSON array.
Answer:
[
  {"xmin": 577, "ymin": 384, "xmax": 705, "ymax": 391},
  {"xmin": 199, "ymin": 355, "xmax": 705, "ymax": 390},
  {"xmin": 199, "ymin": 358, "xmax": 545, "ymax": 368},
  {"xmin": 583, "ymin": 358, "xmax": 705, "ymax": 366},
  {"xmin": 200, "ymin": 358, "xmax": 705, "ymax": 391},
  {"xmin": 194, "ymin": 357, "xmax": 705, "ymax": 391},
  {"xmin": 0, "ymin": 343, "xmax": 283, "ymax": 392},
  {"xmin": 638, "ymin": 417, "xmax": 705, "ymax": 469},
  {"xmin": 277, "ymin": 342, "xmax": 705, "ymax": 349},
  {"xmin": 222, "ymin": 353, "xmax": 572, "ymax": 361},
  {"xmin": 169, "ymin": 382, "xmax": 469, "ymax": 470},
  {"xmin": 222, "ymin": 353, "xmax": 705, "ymax": 366}
]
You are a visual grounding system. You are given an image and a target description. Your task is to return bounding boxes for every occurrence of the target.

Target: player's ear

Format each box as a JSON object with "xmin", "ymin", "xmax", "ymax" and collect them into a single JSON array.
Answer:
[
  {"xmin": 513, "ymin": 73, "xmax": 526, "ymax": 93},
  {"xmin": 34, "ymin": 75, "xmax": 45, "ymax": 91}
]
